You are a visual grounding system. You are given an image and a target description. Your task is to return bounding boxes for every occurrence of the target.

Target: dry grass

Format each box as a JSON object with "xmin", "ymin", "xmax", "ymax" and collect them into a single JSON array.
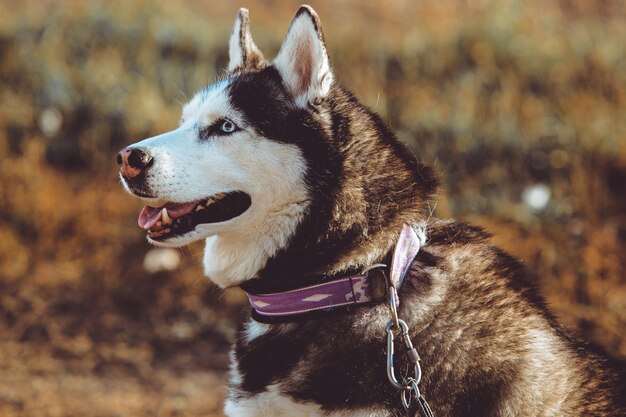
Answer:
[{"xmin": 0, "ymin": 0, "xmax": 625, "ymax": 415}]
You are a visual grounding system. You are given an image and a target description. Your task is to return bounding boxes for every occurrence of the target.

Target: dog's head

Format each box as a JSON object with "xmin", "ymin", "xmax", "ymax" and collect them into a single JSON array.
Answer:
[
  {"xmin": 119, "ymin": 6, "xmax": 437, "ymax": 288},
  {"xmin": 118, "ymin": 6, "xmax": 338, "ymax": 285}
]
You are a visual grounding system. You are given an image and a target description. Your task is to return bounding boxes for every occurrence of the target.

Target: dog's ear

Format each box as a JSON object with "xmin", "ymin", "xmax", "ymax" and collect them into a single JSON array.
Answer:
[
  {"xmin": 273, "ymin": 5, "xmax": 334, "ymax": 107},
  {"xmin": 228, "ymin": 8, "xmax": 266, "ymax": 73}
]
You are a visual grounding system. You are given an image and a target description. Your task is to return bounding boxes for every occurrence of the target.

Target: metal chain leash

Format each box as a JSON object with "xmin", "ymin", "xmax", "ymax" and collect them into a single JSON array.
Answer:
[{"xmin": 385, "ymin": 285, "xmax": 435, "ymax": 417}]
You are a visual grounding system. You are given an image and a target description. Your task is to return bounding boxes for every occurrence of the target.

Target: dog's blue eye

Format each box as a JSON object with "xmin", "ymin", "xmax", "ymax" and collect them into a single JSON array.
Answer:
[
  {"xmin": 199, "ymin": 118, "xmax": 240, "ymax": 140},
  {"xmin": 220, "ymin": 120, "xmax": 237, "ymax": 134}
]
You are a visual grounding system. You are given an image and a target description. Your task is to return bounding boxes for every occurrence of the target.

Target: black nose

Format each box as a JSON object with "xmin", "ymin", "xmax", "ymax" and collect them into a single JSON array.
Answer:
[
  {"xmin": 117, "ymin": 147, "xmax": 154, "ymax": 179},
  {"xmin": 129, "ymin": 148, "xmax": 153, "ymax": 169}
]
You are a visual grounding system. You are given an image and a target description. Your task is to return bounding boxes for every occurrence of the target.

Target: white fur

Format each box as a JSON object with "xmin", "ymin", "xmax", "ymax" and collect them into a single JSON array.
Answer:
[
  {"xmin": 243, "ymin": 320, "xmax": 271, "ymax": 343},
  {"xmin": 228, "ymin": 349, "xmax": 242, "ymax": 387},
  {"xmin": 124, "ymin": 78, "xmax": 310, "ymax": 287},
  {"xmin": 228, "ymin": 13, "xmax": 245, "ymax": 72},
  {"xmin": 273, "ymin": 8, "xmax": 334, "ymax": 108},
  {"xmin": 225, "ymin": 384, "xmax": 387, "ymax": 417},
  {"xmin": 203, "ymin": 184, "xmax": 308, "ymax": 287},
  {"xmin": 520, "ymin": 327, "xmax": 579, "ymax": 416}
]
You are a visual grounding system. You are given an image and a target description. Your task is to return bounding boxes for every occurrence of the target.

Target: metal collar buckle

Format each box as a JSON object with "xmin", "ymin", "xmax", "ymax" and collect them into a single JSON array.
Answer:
[
  {"xmin": 361, "ymin": 263, "xmax": 388, "ymax": 302},
  {"xmin": 361, "ymin": 263, "xmax": 387, "ymax": 276}
]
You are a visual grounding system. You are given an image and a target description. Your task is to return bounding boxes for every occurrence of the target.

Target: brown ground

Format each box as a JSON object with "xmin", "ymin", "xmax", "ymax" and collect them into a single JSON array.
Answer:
[{"xmin": 1, "ymin": 0, "xmax": 625, "ymax": 416}]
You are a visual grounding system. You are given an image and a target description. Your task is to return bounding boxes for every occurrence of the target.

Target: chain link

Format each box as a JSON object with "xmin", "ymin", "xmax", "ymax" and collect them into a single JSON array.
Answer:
[
  {"xmin": 384, "ymin": 284, "xmax": 434, "ymax": 416},
  {"xmin": 385, "ymin": 319, "xmax": 419, "ymax": 390},
  {"xmin": 401, "ymin": 379, "xmax": 421, "ymax": 410}
]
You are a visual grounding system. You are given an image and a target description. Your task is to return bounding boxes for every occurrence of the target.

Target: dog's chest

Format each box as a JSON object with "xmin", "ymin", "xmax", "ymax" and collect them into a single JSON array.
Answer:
[
  {"xmin": 224, "ymin": 386, "xmax": 388, "ymax": 417},
  {"xmin": 227, "ymin": 312, "xmax": 398, "ymax": 416}
]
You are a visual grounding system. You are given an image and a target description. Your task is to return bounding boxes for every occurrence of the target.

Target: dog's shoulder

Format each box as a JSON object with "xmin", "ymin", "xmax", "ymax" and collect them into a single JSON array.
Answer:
[
  {"xmin": 415, "ymin": 219, "xmax": 533, "ymax": 293},
  {"xmin": 410, "ymin": 218, "xmax": 548, "ymax": 318}
]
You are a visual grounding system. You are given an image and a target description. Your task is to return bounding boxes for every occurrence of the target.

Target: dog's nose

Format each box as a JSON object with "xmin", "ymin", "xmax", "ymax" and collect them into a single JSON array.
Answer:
[{"xmin": 117, "ymin": 147, "xmax": 153, "ymax": 179}]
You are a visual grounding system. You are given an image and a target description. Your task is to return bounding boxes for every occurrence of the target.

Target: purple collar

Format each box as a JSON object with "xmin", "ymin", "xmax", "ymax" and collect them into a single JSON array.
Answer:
[{"xmin": 246, "ymin": 224, "xmax": 426, "ymax": 321}]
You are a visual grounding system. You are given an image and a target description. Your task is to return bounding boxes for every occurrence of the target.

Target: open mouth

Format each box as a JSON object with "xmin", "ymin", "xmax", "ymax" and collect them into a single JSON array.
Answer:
[{"xmin": 138, "ymin": 191, "xmax": 251, "ymax": 240}]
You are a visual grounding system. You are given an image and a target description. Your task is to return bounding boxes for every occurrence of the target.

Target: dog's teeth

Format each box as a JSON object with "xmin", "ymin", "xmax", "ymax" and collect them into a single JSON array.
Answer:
[
  {"xmin": 203, "ymin": 194, "xmax": 224, "ymax": 207},
  {"xmin": 195, "ymin": 205, "xmax": 204, "ymax": 212},
  {"xmin": 161, "ymin": 208, "xmax": 172, "ymax": 224}
]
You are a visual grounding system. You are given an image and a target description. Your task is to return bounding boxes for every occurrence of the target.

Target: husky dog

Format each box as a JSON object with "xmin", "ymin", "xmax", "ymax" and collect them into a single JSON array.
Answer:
[{"xmin": 117, "ymin": 6, "xmax": 626, "ymax": 417}]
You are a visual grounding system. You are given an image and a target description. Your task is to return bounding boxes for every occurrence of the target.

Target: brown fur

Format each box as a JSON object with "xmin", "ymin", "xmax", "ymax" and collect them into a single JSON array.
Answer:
[
  {"xmin": 225, "ymin": 7, "xmax": 626, "ymax": 416},
  {"xmin": 401, "ymin": 220, "xmax": 626, "ymax": 415}
]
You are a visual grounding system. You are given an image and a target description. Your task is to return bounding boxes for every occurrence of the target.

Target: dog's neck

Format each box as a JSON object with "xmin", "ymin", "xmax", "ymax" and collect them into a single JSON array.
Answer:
[
  {"xmin": 203, "ymin": 199, "xmax": 309, "ymax": 288},
  {"xmin": 205, "ymin": 86, "xmax": 437, "ymax": 293}
]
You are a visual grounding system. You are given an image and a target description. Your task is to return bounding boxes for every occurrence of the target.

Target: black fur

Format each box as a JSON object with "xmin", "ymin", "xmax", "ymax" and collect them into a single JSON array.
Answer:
[
  {"xmin": 228, "ymin": 67, "xmax": 437, "ymax": 296},
  {"xmin": 220, "ymin": 50, "xmax": 626, "ymax": 415}
]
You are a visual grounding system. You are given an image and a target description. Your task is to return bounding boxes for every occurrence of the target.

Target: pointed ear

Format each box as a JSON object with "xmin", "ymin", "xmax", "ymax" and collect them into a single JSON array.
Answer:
[
  {"xmin": 228, "ymin": 8, "xmax": 266, "ymax": 73},
  {"xmin": 273, "ymin": 6, "xmax": 334, "ymax": 107}
]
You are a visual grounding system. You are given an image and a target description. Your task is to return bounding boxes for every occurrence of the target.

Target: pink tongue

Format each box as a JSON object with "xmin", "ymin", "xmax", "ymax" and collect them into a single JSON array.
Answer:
[
  {"xmin": 138, "ymin": 202, "xmax": 198, "ymax": 230},
  {"xmin": 138, "ymin": 206, "xmax": 161, "ymax": 229}
]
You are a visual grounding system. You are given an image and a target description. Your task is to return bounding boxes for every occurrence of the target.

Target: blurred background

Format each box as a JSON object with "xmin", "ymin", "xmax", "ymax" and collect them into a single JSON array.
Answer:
[{"xmin": 1, "ymin": 0, "xmax": 625, "ymax": 415}]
